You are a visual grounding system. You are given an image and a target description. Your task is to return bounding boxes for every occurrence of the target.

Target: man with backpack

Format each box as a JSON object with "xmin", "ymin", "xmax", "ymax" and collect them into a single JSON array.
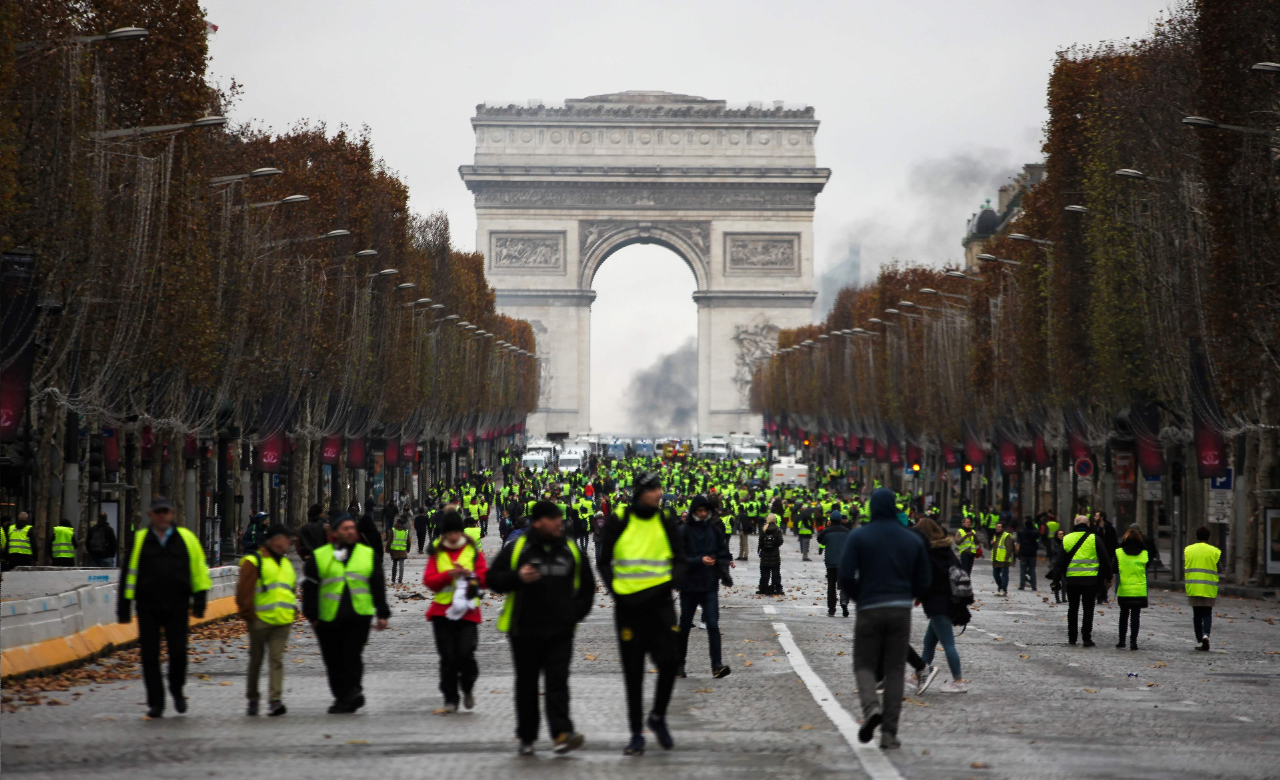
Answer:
[{"xmin": 87, "ymin": 513, "xmax": 118, "ymax": 568}]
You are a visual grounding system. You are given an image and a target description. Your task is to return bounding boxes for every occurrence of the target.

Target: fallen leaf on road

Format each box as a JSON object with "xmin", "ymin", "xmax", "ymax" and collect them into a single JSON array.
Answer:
[
  {"xmin": 800, "ymin": 725, "xmax": 814, "ymax": 730},
  {"xmin": 1147, "ymin": 682, "xmax": 1158, "ymax": 687},
  {"xmin": 584, "ymin": 654, "xmax": 596, "ymax": 661},
  {"xmin": 220, "ymin": 681, "xmax": 234, "ymax": 686},
  {"xmin": 744, "ymin": 661, "xmax": 752, "ymax": 667},
  {"xmin": 694, "ymin": 688, "xmax": 713, "ymax": 693},
  {"xmin": 293, "ymin": 659, "xmax": 305, "ymax": 663},
  {"xmin": 432, "ymin": 708, "xmax": 451, "ymax": 715},
  {"xmin": 837, "ymin": 651, "xmax": 845, "ymax": 656},
  {"xmin": 1084, "ymin": 689, "xmax": 1097, "ymax": 693},
  {"xmin": 972, "ymin": 762, "xmax": 989, "ymax": 769},
  {"xmin": 346, "ymin": 740, "xmax": 368, "ymax": 745},
  {"xmin": 1019, "ymin": 654, "xmax": 1029, "ymax": 659}
]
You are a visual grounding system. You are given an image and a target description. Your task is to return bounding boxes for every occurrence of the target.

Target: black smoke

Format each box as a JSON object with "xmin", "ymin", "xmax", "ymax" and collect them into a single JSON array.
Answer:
[{"xmin": 625, "ymin": 337, "xmax": 698, "ymax": 435}]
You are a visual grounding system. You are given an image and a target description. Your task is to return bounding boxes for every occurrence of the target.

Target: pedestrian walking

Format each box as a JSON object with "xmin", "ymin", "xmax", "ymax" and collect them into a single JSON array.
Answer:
[
  {"xmin": 817, "ymin": 512, "xmax": 852, "ymax": 617},
  {"xmin": 302, "ymin": 513, "xmax": 391, "ymax": 714},
  {"xmin": 237, "ymin": 524, "xmax": 296, "ymax": 716},
  {"xmin": 48, "ymin": 518, "xmax": 77, "ymax": 566},
  {"xmin": 87, "ymin": 512, "xmax": 118, "ymax": 567},
  {"xmin": 413, "ymin": 507, "xmax": 430, "ymax": 554},
  {"xmin": 598, "ymin": 470, "xmax": 686, "ymax": 756},
  {"xmin": 837, "ymin": 488, "xmax": 930, "ymax": 750},
  {"xmin": 4, "ymin": 512, "xmax": 35, "ymax": 569},
  {"xmin": 386, "ymin": 516, "xmax": 409, "ymax": 583},
  {"xmin": 914, "ymin": 518, "xmax": 967, "ymax": 693},
  {"xmin": 797, "ymin": 503, "xmax": 815, "ymax": 561},
  {"xmin": 116, "ymin": 497, "xmax": 210, "ymax": 718},
  {"xmin": 1016, "ymin": 517, "xmax": 1039, "ymax": 591},
  {"xmin": 1058, "ymin": 515, "xmax": 1112, "ymax": 647},
  {"xmin": 1184, "ymin": 526, "xmax": 1221, "ymax": 651},
  {"xmin": 676, "ymin": 495, "xmax": 732, "ymax": 679},
  {"xmin": 296, "ymin": 504, "xmax": 329, "ymax": 562},
  {"xmin": 955, "ymin": 517, "xmax": 977, "ymax": 575},
  {"xmin": 423, "ymin": 511, "xmax": 487, "ymax": 712},
  {"xmin": 1048, "ymin": 529, "xmax": 1067, "ymax": 603},
  {"xmin": 991, "ymin": 521, "xmax": 1015, "ymax": 596},
  {"xmin": 1114, "ymin": 524, "xmax": 1148, "ymax": 650},
  {"xmin": 757, "ymin": 514, "xmax": 784, "ymax": 595},
  {"xmin": 488, "ymin": 500, "xmax": 593, "ymax": 756}
]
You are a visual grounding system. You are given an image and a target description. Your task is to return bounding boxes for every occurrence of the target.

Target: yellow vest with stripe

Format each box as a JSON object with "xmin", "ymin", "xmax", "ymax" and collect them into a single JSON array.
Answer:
[
  {"xmin": 125, "ymin": 527, "xmax": 211, "ymax": 599},
  {"xmin": 433, "ymin": 543, "xmax": 478, "ymax": 605},
  {"xmin": 389, "ymin": 528, "xmax": 408, "ymax": 551},
  {"xmin": 1062, "ymin": 531, "xmax": 1100, "ymax": 578},
  {"xmin": 1183, "ymin": 542, "xmax": 1220, "ymax": 598},
  {"xmin": 250, "ymin": 552, "xmax": 297, "ymax": 625},
  {"xmin": 1115, "ymin": 549, "xmax": 1148, "ymax": 598},
  {"xmin": 497, "ymin": 534, "xmax": 581, "ymax": 633},
  {"xmin": 612, "ymin": 508, "xmax": 673, "ymax": 595},
  {"xmin": 955, "ymin": 528, "xmax": 977, "ymax": 554},
  {"xmin": 8, "ymin": 525, "xmax": 32, "ymax": 556},
  {"xmin": 52, "ymin": 526, "xmax": 76, "ymax": 558},
  {"xmin": 993, "ymin": 531, "xmax": 1013, "ymax": 563},
  {"xmin": 314, "ymin": 543, "xmax": 375, "ymax": 621}
]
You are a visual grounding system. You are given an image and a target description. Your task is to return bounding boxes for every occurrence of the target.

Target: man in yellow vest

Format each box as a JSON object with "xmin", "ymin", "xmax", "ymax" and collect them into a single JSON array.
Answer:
[
  {"xmin": 423, "ymin": 511, "xmax": 488, "ymax": 713},
  {"xmin": 487, "ymin": 500, "xmax": 594, "ymax": 756},
  {"xmin": 955, "ymin": 516, "xmax": 977, "ymax": 574},
  {"xmin": 599, "ymin": 470, "xmax": 687, "ymax": 757},
  {"xmin": 5, "ymin": 511, "xmax": 35, "ymax": 569},
  {"xmin": 1184, "ymin": 525, "xmax": 1221, "ymax": 652},
  {"xmin": 48, "ymin": 519, "xmax": 78, "ymax": 566},
  {"xmin": 116, "ymin": 497, "xmax": 210, "ymax": 719},
  {"xmin": 1060, "ymin": 514, "xmax": 1113, "ymax": 647},
  {"xmin": 302, "ymin": 513, "xmax": 390, "ymax": 714},
  {"xmin": 990, "ymin": 521, "xmax": 1015, "ymax": 597},
  {"xmin": 236, "ymin": 524, "xmax": 296, "ymax": 717},
  {"xmin": 386, "ymin": 516, "xmax": 410, "ymax": 583}
]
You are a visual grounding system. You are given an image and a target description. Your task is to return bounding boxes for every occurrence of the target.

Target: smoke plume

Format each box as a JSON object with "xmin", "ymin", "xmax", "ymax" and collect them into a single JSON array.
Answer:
[{"xmin": 625, "ymin": 337, "xmax": 698, "ymax": 435}]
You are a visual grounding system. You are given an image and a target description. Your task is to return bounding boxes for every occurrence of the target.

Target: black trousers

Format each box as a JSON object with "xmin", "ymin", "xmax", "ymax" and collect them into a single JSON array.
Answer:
[
  {"xmin": 315, "ymin": 616, "xmax": 372, "ymax": 703},
  {"xmin": 415, "ymin": 528, "xmax": 428, "ymax": 554},
  {"xmin": 615, "ymin": 598, "xmax": 679, "ymax": 735},
  {"xmin": 759, "ymin": 564, "xmax": 781, "ymax": 593},
  {"xmin": 1066, "ymin": 580, "xmax": 1097, "ymax": 643},
  {"xmin": 959, "ymin": 551, "xmax": 975, "ymax": 574},
  {"xmin": 1119, "ymin": 606, "xmax": 1142, "ymax": 644},
  {"xmin": 390, "ymin": 558, "xmax": 405, "ymax": 583},
  {"xmin": 510, "ymin": 632, "xmax": 574, "ymax": 743},
  {"xmin": 137, "ymin": 608, "xmax": 189, "ymax": 711},
  {"xmin": 431, "ymin": 617, "xmax": 478, "ymax": 705},
  {"xmin": 826, "ymin": 567, "xmax": 849, "ymax": 613}
]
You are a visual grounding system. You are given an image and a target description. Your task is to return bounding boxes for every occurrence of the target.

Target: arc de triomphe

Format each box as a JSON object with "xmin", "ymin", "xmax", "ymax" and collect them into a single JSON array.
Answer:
[{"xmin": 460, "ymin": 91, "xmax": 830, "ymax": 436}]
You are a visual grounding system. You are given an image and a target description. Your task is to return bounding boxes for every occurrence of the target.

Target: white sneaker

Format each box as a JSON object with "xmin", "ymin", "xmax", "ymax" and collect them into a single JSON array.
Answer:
[
  {"xmin": 916, "ymin": 665, "xmax": 939, "ymax": 695},
  {"xmin": 939, "ymin": 679, "xmax": 969, "ymax": 693}
]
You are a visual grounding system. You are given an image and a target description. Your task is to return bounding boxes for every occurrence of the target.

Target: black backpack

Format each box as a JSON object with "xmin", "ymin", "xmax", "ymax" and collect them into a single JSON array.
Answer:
[{"xmin": 88, "ymin": 523, "xmax": 113, "ymax": 556}]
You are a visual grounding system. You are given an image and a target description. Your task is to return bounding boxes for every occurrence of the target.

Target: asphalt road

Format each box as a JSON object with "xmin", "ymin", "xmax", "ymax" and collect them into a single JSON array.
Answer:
[{"xmin": 3, "ymin": 530, "xmax": 1278, "ymax": 780}]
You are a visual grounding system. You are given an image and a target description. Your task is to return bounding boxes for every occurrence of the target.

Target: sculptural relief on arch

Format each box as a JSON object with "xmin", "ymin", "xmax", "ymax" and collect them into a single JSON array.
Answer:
[{"xmin": 460, "ymin": 91, "xmax": 830, "ymax": 436}]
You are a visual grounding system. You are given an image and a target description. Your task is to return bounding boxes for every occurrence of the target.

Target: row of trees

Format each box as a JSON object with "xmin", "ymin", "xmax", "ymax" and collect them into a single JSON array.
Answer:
[
  {"xmin": 752, "ymin": 0, "xmax": 1278, "ymax": 582},
  {"xmin": 1, "ymin": 1, "xmax": 537, "ymax": 556}
]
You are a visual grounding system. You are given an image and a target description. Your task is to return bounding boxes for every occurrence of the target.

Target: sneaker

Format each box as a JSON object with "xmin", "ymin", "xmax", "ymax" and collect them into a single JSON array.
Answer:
[
  {"xmin": 172, "ymin": 693, "xmax": 188, "ymax": 714},
  {"xmin": 1116, "ymin": 640, "xmax": 1127, "ymax": 649},
  {"xmin": 842, "ymin": 606, "xmax": 849, "ymax": 618},
  {"xmin": 1082, "ymin": 639, "xmax": 1096, "ymax": 648},
  {"xmin": 858, "ymin": 710, "xmax": 882, "ymax": 743},
  {"xmin": 519, "ymin": 742, "xmax": 535, "ymax": 757},
  {"xmin": 916, "ymin": 665, "xmax": 939, "ymax": 695},
  {"xmin": 697, "ymin": 621, "xmax": 706, "ymax": 630},
  {"xmin": 623, "ymin": 734, "xmax": 645, "ymax": 756},
  {"xmin": 880, "ymin": 732, "xmax": 901, "ymax": 750},
  {"xmin": 145, "ymin": 706, "xmax": 164, "ymax": 719},
  {"xmin": 553, "ymin": 732, "xmax": 585, "ymax": 754},
  {"xmin": 463, "ymin": 691, "xmax": 475, "ymax": 710},
  {"xmin": 350, "ymin": 693, "xmax": 366, "ymax": 712},
  {"xmin": 1129, "ymin": 643, "xmax": 1139, "ymax": 651},
  {"xmin": 713, "ymin": 665, "xmax": 732, "ymax": 679},
  {"xmin": 1199, "ymin": 637, "xmax": 1210, "ymax": 652},
  {"xmin": 267, "ymin": 701, "xmax": 287, "ymax": 717},
  {"xmin": 646, "ymin": 713, "xmax": 674, "ymax": 750},
  {"xmin": 327, "ymin": 701, "xmax": 350, "ymax": 714},
  {"xmin": 939, "ymin": 679, "xmax": 969, "ymax": 693},
  {"xmin": 875, "ymin": 681, "xmax": 885, "ymax": 696},
  {"xmin": 828, "ymin": 610, "xmax": 836, "ymax": 617},
  {"xmin": 675, "ymin": 665, "xmax": 687, "ymax": 679},
  {"xmin": 247, "ymin": 700, "xmax": 260, "ymax": 716}
]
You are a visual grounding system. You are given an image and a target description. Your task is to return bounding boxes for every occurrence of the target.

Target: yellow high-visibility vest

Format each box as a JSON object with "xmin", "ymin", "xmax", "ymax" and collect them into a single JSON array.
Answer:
[
  {"xmin": 250, "ymin": 552, "xmax": 297, "ymax": 625},
  {"xmin": 1183, "ymin": 542, "xmax": 1221, "ymax": 598},
  {"xmin": 52, "ymin": 526, "xmax": 76, "ymax": 558},
  {"xmin": 8, "ymin": 525, "xmax": 32, "ymax": 556},
  {"xmin": 1115, "ymin": 549, "xmax": 1148, "ymax": 598},
  {"xmin": 497, "ymin": 535, "xmax": 581, "ymax": 633},
  {"xmin": 314, "ymin": 543, "xmax": 375, "ymax": 621},
  {"xmin": 124, "ymin": 528, "xmax": 211, "ymax": 599},
  {"xmin": 993, "ymin": 532, "xmax": 1013, "ymax": 563},
  {"xmin": 612, "ymin": 508, "xmax": 672, "ymax": 595},
  {"xmin": 433, "ymin": 543, "xmax": 478, "ymax": 605},
  {"xmin": 1062, "ymin": 531, "xmax": 1100, "ymax": 577},
  {"xmin": 389, "ymin": 528, "xmax": 408, "ymax": 551}
]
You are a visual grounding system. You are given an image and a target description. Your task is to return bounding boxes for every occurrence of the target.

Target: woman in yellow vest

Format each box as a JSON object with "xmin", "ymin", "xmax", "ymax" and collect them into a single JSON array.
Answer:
[
  {"xmin": 1113, "ymin": 525, "xmax": 1148, "ymax": 651},
  {"xmin": 301, "ymin": 513, "xmax": 390, "ymax": 714},
  {"xmin": 1184, "ymin": 526, "xmax": 1221, "ymax": 652},
  {"xmin": 423, "ymin": 510, "xmax": 488, "ymax": 712},
  {"xmin": 236, "ymin": 524, "xmax": 297, "ymax": 716}
]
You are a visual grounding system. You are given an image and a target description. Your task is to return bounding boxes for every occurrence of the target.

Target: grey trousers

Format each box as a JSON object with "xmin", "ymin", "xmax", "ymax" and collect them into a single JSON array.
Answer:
[{"xmin": 853, "ymin": 607, "xmax": 912, "ymax": 736}]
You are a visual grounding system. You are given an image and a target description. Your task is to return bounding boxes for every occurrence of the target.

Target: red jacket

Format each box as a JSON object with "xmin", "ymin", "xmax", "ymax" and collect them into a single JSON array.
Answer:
[{"xmin": 423, "ymin": 541, "xmax": 488, "ymax": 623}]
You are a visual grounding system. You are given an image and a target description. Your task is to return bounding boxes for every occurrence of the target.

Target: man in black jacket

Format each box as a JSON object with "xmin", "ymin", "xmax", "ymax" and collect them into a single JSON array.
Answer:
[
  {"xmin": 116, "ymin": 497, "xmax": 210, "ymax": 718},
  {"xmin": 817, "ymin": 512, "xmax": 852, "ymax": 617},
  {"xmin": 413, "ymin": 507, "xmax": 430, "ymax": 554},
  {"xmin": 488, "ymin": 500, "xmax": 594, "ymax": 756},
  {"xmin": 676, "ymin": 495, "xmax": 732, "ymax": 679},
  {"xmin": 597, "ymin": 471, "xmax": 687, "ymax": 756},
  {"xmin": 296, "ymin": 504, "xmax": 329, "ymax": 561}
]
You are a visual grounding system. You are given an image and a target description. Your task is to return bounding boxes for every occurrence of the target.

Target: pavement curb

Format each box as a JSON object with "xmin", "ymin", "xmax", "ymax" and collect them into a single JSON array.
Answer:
[
  {"xmin": 0, "ymin": 595, "xmax": 239, "ymax": 682},
  {"xmin": 1148, "ymin": 579, "xmax": 1277, "ymax": 601}
]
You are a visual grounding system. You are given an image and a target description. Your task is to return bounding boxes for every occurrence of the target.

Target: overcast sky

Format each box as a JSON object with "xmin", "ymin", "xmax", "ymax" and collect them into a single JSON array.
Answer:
[{"xmin": 204, "ymin": 0, "xmax": 1173, "ymax": 433}]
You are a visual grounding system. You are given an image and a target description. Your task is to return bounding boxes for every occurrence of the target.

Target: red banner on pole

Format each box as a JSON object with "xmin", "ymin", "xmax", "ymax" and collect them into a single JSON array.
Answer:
[
  {"xmin": 384, "ymin": 437, "xmax": 400, "ymax": 466},
  {"xmin": 401, "ymin": 439, "xmax": 416, "ymax": 462},
  {"xmin": 103, "ymin": 428, "xmax": 120, "ymax": 472},
  {"xmin": 345, "ymin": 437, "xmax": 366, "ymax": 470},
  {"xmin": 320, "ymin": 436, "xmax": 340, "ymax": 465},
  {"xmin": 257, "ymin": 434, "xmax": 283, "ymax": 473}
]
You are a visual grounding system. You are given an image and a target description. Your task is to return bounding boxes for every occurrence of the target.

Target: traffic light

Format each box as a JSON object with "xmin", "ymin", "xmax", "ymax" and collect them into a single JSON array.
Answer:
[
  {"xmin": 963, "ymin": 463, "xmax": 974, "ymax": 473},
  {"xmin": 88, "ymin": 432, "xmax": 104, "ymax": 481},
  {"xmin": 911, "ymin": 462, "xmax": 922, "ymax": 473},
  {"xmin": 803, "ymin": 439, "xmax": 810, "ymax": 447}
]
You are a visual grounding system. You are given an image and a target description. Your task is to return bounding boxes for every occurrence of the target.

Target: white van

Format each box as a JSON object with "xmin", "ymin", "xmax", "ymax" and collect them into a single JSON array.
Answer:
[{"xmin": 770, "ymin": 456, "xmax": 809, "ymax": 487}]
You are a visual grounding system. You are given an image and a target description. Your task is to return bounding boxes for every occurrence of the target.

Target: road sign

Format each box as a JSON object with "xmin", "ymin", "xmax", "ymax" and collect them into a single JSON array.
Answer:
[
  {"xmin": 1142, "ymin": 475, "xmax": 1162, "ymax": 502},
  {"xmin": 1208, "ymin": 467, "xmax": 1234, "ymax": 524},
  {"xmin": 1074, "ymin": 458, "xmax": 1094, "ymax": 478}
]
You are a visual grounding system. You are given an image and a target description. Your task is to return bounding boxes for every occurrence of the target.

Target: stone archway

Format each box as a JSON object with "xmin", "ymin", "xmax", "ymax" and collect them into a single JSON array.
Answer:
[{"xmin": 460, "ymin": 91, "xmax": 830, "ymax": 435}]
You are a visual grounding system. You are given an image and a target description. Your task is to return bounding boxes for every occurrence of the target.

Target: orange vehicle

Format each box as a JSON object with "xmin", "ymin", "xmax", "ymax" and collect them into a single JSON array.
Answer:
[{"xmin": 662, "ymin": 441, "xmax": 691, "ymax": 462}]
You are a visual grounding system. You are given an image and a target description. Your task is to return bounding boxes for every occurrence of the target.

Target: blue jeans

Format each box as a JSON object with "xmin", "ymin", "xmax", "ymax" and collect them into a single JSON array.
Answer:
[
  {"xmin": 1018, "ymin": 556, "xmax": 1037, "ymax": 590},
  {"xmin": 921, "ymin": 614, "xmax": 962, "ymax": 680},
  {"xmin": 678, "ymin": 590, "xmax": 722, "ymax": 668},
  {"xmin": 993, "ymin": 565, "xmax": 1009, "ymax": 592}
]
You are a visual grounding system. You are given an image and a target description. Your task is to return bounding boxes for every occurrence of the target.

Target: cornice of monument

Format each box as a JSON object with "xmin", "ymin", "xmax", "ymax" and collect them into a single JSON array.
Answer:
[
  {"xmin": 473, "ymin": 91, "xmax": 818, "ymax": 124},
  {"xmin": 459, "ymin": 164, "xmax": 832, "ymax": 183}
]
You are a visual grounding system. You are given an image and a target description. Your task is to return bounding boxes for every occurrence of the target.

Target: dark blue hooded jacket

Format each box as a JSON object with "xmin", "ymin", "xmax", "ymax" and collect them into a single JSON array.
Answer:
[{"xmin": 837, "ymin": 488, "xmax": 930, "ymax": 610}]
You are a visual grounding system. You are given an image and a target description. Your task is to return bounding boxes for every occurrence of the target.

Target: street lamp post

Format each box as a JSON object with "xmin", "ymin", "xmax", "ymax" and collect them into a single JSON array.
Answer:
[{"xmin": 91, "ymin": 115, "xmax": 227, "ymax": 140}]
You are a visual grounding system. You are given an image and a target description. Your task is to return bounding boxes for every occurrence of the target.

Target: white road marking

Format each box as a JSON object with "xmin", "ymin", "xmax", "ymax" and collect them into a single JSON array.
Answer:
[
  {"xmin": 763, "ymin": 605, "xmax": 778, "ymax": 614},
  {"xmin": 772, "ymin": 620, "xmax": 905, "ymax": 780},
  {"xmin": 1236, "ymin": 716, "xmax": 1253, "ymax": 723}
]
